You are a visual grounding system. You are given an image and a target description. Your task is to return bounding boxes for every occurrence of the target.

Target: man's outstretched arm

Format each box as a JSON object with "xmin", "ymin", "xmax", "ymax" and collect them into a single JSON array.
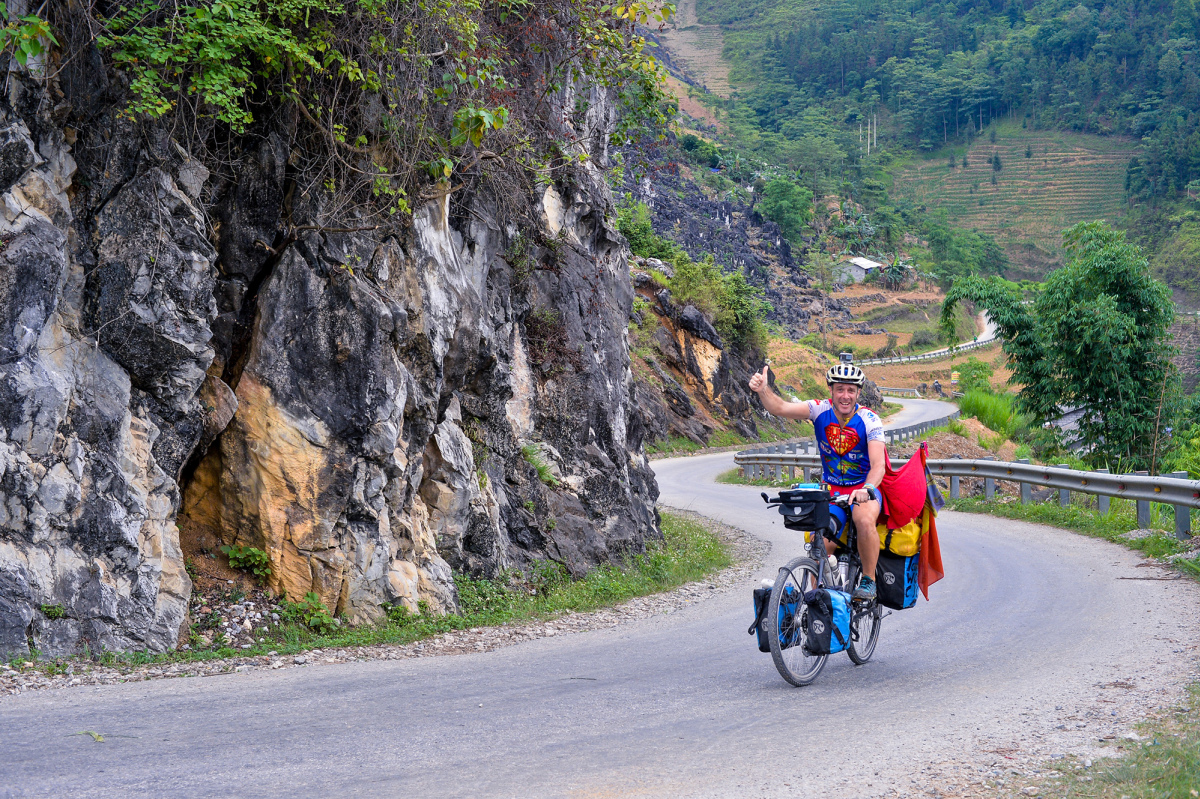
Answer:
[{"xmin": 748, "ymin": 365, "xmax": 812, "ymax": 421}]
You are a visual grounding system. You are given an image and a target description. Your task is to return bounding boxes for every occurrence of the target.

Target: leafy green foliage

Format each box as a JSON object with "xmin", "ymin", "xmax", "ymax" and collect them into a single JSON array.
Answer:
[
  {"xmin": 0, "ymin": 4, "xmax": 57, "ymax": 67},
  {"xmin": 704, "ymin": 0, "xmax": 1200, "ymax": 201},
  {"xmin": 943, "ymin": 222, "xmax": 1181, "ymax": 469},
  {"xmin": 281, "ymin": 592, "xmax": 337, "ymax": 634},
  {"xmin": 90, "ymin": 0, "xmax": 674, "ymax": 218},
  {"xmin": 908, "ymin": 329, "xmax": 940, "ymax": 351},
  {"xmin": 679, "ymin": 133, "xmax": 722, "ymax": 168},
  {"xmin": 757, "ymin": 177, "xmax": 813, "ymax": 243},
  {"xmin": 100, "ymin": 0, "xmax": 338, "ymax": 130},
  {"xmin": 40, "ymin": 604, "xmax": 66, "ymax": 620},
  {"xmin": 616, "ymin": 200, "xmax": 685, "ymax": 262},
  {"xmin": 618, "ymin": 199, "xmax": 771, "ymax": 352},
  {"xmin": 220, "ymin": 544, "xmax": 272, "ymax": 582},
  {"xmin": 922, "ymin": 216, "xmax": 1009, "ymax": 284},
  {"xmin": 955, "ymin": 357, "xmax": 994, "ymax": 394},
  {"xmin": 1164, "ymin": 422, "xmax": 1200, "ymax": 479}
]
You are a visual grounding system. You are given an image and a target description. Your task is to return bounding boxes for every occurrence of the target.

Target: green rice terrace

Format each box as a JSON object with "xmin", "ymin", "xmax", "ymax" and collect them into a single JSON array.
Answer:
[{"xmin": 892, "ymin": 126, "xmax": 1140, "ymax": 276}]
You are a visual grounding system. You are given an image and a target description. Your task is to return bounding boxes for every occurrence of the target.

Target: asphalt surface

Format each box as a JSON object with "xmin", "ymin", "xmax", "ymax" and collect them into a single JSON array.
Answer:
[{"xmin": 3, "ymin": 398, "xmax": 1198, "ymax": 798}]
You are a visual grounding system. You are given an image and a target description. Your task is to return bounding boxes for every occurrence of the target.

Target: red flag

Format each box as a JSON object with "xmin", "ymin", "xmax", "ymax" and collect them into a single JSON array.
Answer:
[{"xmin": 918, "ymin": 506, "xmax": 944, "ymax": 599}]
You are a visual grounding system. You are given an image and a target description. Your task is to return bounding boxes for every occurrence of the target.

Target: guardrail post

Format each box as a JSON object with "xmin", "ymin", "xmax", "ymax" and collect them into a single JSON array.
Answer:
[
  {"xmin": 983, "ymin": 456, "xmax": 996, "ymax": 500},
  {"xmin": 1134, "ymin": 471, "xmax": 1151, "ymax": 527},
  {"xmin": 1017, "ymin": 458, "xmax": 1031, "ymax": 504},
  {"xmin": 1170, "ymin": 471, "xmax": 1191, "ymax": 539},
  {"xmin": 784, "ymin": 444, "xmax": 794, "ymax": 481},
  {"xmin": 1056, "ymin": 464, "xmax": 1070, "ymax": 507},
  {"xmin": 1095, "ymin": 469, "xmax": 1110, "ymax": 514},
  {"xmin": 950, "ymin": 475, "xmax": 960, "ymax": 499}
]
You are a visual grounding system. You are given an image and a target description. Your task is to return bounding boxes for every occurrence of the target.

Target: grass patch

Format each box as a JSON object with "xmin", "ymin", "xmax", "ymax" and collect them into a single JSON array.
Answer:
[
  {"xmin": 12, "ymin": 512, "xmax": 731, "ymax": 671},
  {"xmin": 958, "ymin": 390, "xmax": 1031, "ymax": 439},
  {"xmin": 1026, "ymin": 683, "xmax": 1200, "ymax": 798},
  {"xmin": 715, "ymin": 466, "xmax": 810, "ymax": 488},
  {"xmin": 944, "ymin": 495, "xmax": 1195, "ymax": 565},
  {"xmin": 521, "ymin": 443, "xmax": 559, "ymax": 486},
  {"xmin": 646, "ymin": 435, "xmax": 704, "ymax": 457},
  {"xmin": 645, "ymin": 420, "xmax": 812, "ymax": 457}
]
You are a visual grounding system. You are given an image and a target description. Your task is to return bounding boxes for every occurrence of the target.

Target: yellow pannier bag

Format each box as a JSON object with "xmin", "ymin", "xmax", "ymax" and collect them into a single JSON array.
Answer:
[{"xmin": 876, "ymin": 515, "xmax": 922, "ymax": 557}]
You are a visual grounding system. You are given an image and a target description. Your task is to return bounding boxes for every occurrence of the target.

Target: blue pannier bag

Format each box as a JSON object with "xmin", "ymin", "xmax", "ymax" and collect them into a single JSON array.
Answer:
[
  {"xmin": 876, "ymin": 550, "xmax": 919, "ymax": 610},
  {"xmin": 748, "ymin": 584, "xmax": 803, "ymax": 653},
  {"xmin": 802, "ymin": 588, "xmax": 852, "ymax": 655}
]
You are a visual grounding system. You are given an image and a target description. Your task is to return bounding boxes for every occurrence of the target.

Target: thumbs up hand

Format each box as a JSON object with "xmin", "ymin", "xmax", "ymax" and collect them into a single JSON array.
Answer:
[{"xmin": 748, "ymin": 364, "xmax": 769, "ymax": 393}]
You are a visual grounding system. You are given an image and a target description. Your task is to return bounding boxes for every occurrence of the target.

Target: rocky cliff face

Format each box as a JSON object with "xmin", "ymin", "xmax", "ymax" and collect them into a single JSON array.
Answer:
[
  {"xmin": 618, "ymin": 138, "xmax": 880, "ymax": 341},
  {"xmin": 0, "ymin": 59, "xmax": 657, "ymax": 657}
]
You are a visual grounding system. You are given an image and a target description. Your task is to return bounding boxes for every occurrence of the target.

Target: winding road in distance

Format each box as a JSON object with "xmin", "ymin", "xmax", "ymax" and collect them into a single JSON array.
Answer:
[{"xmin": 3, "ymin": 399, "xmax": 1198, "ymax": 798}]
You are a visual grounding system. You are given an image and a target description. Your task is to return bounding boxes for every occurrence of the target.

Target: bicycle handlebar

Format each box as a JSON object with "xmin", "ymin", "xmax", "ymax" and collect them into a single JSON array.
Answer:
[{"xmin": 760, "ymin": 492, "xmax": 859, "ymax": 508}]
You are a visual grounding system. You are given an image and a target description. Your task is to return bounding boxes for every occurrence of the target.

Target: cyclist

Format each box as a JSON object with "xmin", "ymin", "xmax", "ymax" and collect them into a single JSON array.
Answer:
[{"xmin": 747, "ymin": 362, "xmax": 884, "ymax": 600}]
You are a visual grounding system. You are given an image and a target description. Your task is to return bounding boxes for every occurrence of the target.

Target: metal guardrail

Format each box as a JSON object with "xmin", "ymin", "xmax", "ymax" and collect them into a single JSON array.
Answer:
[
  {"xmin": 733, "ymin": 449, "xmax": 1199, "ymax": 539},
  {"xmin": 856, "ymin": 336, "xmax": 998, "ymax": 367},
  {"xmin": 878, "ymin": 386, "xmax": 921, "ymax": 397},
  {"xmin": 740, "ymin": 409, "xmax": 959, "ymax": 455}
]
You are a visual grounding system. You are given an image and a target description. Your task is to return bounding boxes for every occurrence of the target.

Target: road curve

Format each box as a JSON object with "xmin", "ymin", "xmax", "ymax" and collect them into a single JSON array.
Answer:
[{"xmin": 2, "ymin": 449, "xmax": 1198, "ymax": 797}]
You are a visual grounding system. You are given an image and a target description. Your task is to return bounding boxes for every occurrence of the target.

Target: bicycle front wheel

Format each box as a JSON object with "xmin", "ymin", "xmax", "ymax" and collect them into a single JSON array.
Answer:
[
  {"xmin": 767, "ymin": 557, "xmax": 826, "ymax": 686},
  {"xmin": 847, "ymin": 601, "xmax": 881, "ymax": 664}
]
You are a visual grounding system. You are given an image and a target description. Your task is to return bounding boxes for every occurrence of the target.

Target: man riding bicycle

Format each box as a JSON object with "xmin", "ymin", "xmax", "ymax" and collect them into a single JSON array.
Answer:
[{"xmin": 748, "ymin": 362, "xmax": 884, "ymax": 601}]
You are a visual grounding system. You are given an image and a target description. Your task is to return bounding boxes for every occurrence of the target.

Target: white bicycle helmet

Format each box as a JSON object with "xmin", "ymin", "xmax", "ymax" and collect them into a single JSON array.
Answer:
[{"xmin": 825, "ymin": 362, "xmax": 865, "ymax": 386}]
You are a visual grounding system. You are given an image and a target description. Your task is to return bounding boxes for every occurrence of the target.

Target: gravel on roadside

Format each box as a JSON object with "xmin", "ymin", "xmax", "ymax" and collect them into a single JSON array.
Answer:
[{"xmin": 0, "ymin": 509, "xmax": 766, "ymax": 697}]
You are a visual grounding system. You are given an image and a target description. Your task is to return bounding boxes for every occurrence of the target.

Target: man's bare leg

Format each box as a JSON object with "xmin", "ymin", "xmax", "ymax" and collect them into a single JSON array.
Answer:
[{"xmin": 853, "ymin": 499, "xmax": 881, "ymax": 580}]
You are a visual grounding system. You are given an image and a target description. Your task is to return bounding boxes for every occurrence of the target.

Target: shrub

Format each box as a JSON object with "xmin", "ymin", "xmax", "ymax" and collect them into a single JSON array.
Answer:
[
  {"xmin": 523, "ymin": 308, "xmax": 582, "ymax": 375},
  {"xmin": 454, "ymin": 574, "xmax": 517, "ymax": 617},
  {"xmin": 1164, "ymin": 422, "xmax": 1200, "ymax": 478},
  {"xmin": 955, "ymin": 357, "xmax": 994, "ymax": 393},
  {"xmin": 220, "ymin": 544, "xmax": 272, "ymax": 582},
  {"xmin": 282, "ymin": 592, "xmax": 338, "ymax": 634},
  {"xmin": 758, "ymin": 177, "xmax": 814, "ymax": 243},
  {"xmin": 40, "ymin": 604, "xmax": 66, "ymax": 620},
  {"xmin": 909, "ymin": 329, "xmax": 940, "ymax": 350},
  {"xmin": 529, "ymin": 560, "xmax": 570, "ymax": 596}
]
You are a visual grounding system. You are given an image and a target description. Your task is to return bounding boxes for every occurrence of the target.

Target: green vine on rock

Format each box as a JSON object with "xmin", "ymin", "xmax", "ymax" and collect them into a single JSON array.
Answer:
[
  {"xmin": 0, "ymin": 3, "xmax": 57, "ymax": 68},
  {"xmin": 99, "ymin": 0, "xmax": 340, "ymax": 130},
  {"xmin": 90, "ymin": 0, "xmax": 674, "ymax": 220}
]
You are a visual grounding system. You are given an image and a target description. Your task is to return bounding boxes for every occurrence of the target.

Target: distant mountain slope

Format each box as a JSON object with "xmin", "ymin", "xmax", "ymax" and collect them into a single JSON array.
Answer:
[{"xmin": 892, "ymin": 126, "xmax": 1139, "ymax": 276}]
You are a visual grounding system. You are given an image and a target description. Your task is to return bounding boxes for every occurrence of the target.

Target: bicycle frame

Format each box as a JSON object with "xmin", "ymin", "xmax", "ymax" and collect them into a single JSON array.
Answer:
[{"xmin": 759, "ymin": 489, "xmax": 883, "ymax": 685}]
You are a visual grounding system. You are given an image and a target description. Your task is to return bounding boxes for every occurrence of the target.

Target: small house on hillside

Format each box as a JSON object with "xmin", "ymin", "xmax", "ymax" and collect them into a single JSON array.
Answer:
[{"xmin": 837, "ymin": 256, "xmax": 882, "ymax": 284}]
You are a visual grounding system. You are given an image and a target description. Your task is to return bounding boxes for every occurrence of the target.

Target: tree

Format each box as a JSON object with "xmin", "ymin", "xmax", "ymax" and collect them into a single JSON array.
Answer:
[
  {"xmin": 941, "ymin": 222, "xmax": 1181, "ymax": 469},
  {"xmin": 758, "ymin": 178, "xmax": 814, "ymax": 244},
  {"xmin": 881, "ymin": 257, "xmax": 909, "ymax": 289}
]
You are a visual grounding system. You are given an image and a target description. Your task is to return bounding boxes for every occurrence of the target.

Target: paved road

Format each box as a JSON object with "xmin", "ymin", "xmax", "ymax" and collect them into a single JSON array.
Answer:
[
  {"xmin": 878, "ymin": 396, "xmax": 953, "ymax": 429},
  {"xmin": 3, "ymin": 427, "xmax": 1198, "ymax": 797}
]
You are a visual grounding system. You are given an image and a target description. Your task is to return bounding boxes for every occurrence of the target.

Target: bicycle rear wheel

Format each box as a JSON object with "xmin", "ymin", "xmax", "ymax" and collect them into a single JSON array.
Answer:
[
  {"xmin": 847, "ymin": 601, "xmax": 881, "ymax": 664},
  {"xmin": 767, "ymin": 557, "xmax": 826, "ymax": 686}
]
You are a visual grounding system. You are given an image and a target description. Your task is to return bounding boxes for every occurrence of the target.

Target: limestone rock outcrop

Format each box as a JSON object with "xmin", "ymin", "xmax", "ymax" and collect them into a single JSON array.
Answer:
[{"xmin": 0, "ymin": 57, "xmax": 657, "ymax": 655}]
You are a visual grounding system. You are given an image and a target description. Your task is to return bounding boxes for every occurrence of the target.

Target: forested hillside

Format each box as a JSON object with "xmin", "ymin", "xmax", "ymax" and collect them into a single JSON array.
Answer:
[{"xmin": 702, "ymin": 0, "xmax": 1200, "ymax": 200}]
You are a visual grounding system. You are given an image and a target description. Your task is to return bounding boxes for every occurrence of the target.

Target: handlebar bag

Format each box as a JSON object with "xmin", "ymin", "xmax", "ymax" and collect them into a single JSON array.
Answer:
[
  {"xmin": 876, "ymin": 550, "xmax": 919, "ymax": 610},
  {"xmin": 748, "ymin": 585, "xmax": 803, "ymax": 653},
  {"xmin": 777, "ymin": 486, "xmax": 830, "ymax": 532},
  {"xmin": 802, "ymin": 588, "xmax": 851, "ymax": 655}
]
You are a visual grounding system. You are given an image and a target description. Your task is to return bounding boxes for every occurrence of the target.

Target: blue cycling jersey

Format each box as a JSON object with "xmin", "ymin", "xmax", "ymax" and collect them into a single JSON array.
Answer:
[{"xmin": 805, "ymin": 399, "xmax": 884, "ymax": 487}]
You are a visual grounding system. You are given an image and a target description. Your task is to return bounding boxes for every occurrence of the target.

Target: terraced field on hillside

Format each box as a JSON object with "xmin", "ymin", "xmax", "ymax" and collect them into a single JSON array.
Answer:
[
  {"xmin": 892, "ymin": 127, "xmax": 1140, "ymax": 276},
  {"xmin": 658, "ymin": 0, "xmax": 732, "ymax": 97}
]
